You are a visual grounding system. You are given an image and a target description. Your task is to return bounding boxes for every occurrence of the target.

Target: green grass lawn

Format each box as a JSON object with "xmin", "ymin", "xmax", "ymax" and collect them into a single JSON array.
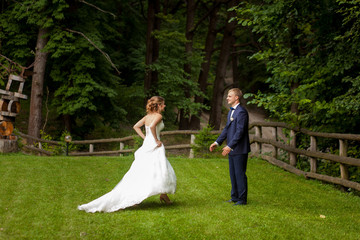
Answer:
[{"xmin": 0, "ymin": 154, "xmax": 359, "ymax": 240}]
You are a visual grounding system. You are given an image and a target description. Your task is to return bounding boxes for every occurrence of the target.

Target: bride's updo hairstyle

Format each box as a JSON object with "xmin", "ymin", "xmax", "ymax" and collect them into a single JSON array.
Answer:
[{"xmin": 146, "ymin": 96, "xmax": 165, "ymax": 113}]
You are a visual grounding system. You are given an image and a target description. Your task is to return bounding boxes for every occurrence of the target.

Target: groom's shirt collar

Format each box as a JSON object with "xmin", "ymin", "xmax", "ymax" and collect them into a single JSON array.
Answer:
[{"xmin": 232, "ymin": 103, "xmax": 240, "ymax": 109}]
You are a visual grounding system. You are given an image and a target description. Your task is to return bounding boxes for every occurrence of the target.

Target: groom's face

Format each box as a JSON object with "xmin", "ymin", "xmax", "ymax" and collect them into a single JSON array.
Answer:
[{"xmin": 226, "ymin": 91, "xmax": 239, "ymax": 107}]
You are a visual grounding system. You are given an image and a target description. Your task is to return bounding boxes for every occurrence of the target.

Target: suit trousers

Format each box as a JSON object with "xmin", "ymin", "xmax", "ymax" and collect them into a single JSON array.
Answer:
[{"xmin": 228, "ymin": 153, "xmax": 248, "ymax": 203}]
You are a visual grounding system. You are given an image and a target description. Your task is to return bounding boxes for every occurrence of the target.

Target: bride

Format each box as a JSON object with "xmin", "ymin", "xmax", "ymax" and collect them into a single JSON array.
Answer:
[{"xmin": 78, "ymin": 96, "xmax": 176, "ymax": 213}]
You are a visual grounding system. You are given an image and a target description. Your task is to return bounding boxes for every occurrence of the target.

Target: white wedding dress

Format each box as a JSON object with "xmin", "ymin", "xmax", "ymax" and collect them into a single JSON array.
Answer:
[{"xmin": 78, "ymin": 121, "xmax": 176, "ymax": 213}]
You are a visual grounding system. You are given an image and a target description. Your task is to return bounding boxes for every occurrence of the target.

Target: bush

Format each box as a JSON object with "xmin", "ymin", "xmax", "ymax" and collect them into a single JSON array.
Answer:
[
  {"xmin": 36, "ymin": 130, "xmax": 77, "ymax": 155},
  {"xmin": 192, "ymin": 125, "xmax": 221, "ymax": 158}
]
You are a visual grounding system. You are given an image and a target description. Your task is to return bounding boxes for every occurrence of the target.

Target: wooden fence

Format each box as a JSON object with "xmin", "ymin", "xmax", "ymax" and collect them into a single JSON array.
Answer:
[
  {"xmin": 16, "ymin": 121, "xmax": 360, "ymax": 191},
  {"xmin": 250, "ymin": 121, "xmax": 360, "ymax": 191},
  {"xmin": 16, "ymin": 130, "xmax": 221, "ymax": 157}
]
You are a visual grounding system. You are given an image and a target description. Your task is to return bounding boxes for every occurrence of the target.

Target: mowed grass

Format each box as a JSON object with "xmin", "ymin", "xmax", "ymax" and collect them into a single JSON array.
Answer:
[{"xmin": 0, "ymin": 154, "xmax": 359, "ymax": 240}]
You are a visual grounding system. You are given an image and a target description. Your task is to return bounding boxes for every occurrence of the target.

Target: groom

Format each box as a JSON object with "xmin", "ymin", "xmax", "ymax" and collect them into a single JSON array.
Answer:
[{"xmin": 209, "ymin": 88, "xmax": 250, "ymax": 206}]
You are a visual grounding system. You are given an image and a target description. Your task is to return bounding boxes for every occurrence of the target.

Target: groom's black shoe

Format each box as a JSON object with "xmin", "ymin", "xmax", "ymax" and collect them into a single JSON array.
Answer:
[
  {"xmin": 234, "ymin": 201, "xmax": 247, "ymax": 206},
  {"xmin": 225, "ymin": 199, "xmax": 236, "ymax": 203}
]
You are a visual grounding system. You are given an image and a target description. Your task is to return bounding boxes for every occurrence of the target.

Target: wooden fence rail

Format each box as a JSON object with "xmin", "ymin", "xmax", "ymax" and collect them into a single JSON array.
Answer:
[{"xmin": 15, "ymin": 122, "xmax": 360, "ymax": 191}]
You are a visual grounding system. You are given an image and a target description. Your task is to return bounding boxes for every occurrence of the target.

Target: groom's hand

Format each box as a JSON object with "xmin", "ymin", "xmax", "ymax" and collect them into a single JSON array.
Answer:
[
  {"xmin": 222, "ymin": 146, "xmax": 231, "ymax": 156},
  {"xmin": 209, "ymin": 143, "xmax": 217, "ymax": 152}
]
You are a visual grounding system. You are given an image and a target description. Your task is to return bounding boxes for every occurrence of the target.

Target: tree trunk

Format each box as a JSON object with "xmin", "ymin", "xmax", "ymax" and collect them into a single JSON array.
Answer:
[
  {"xmin": 231, "ymin": 36, "xmax": 240, "ymax": 88},
  {"xmin": 144, "ymin": 0, "xmax": 160, "ymax": 99},
  {"xmin": 189, "ymin": 2, "xmax": 220, "ymax": 130},
  {"xmin": 291, "ymin": 81, "xmax": 299, "ymax": 114},
  {"xmin": 290, "ymin": 23, "xmax": 300, "ymax": 115},
  {"xmin": 209, "ymin": 0, "xmax": 238, "ymax": 130},
  {"xmin": 179, "ymin": 0, "xmax": 196, "ymax": 130},
  {"xmin": 28, "ymin": 28, "xmax": 49, "ymax": 140},
  {"xmin": 178, "ymin": 109, "xmax": 188, "ymax": 130},
  {"xmin": 63, "ymin": 114, "xmax": 72, "ymax": 133},
  {"xmin": 153, "ymin": 0, "xmax": 160, "ymax": 87}
]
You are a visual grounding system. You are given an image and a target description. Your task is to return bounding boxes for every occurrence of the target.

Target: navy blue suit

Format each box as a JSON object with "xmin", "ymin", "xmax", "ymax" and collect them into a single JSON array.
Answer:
[{"xmin": 216, "ymin": 104, "xmax": 250, "ymax": 204}]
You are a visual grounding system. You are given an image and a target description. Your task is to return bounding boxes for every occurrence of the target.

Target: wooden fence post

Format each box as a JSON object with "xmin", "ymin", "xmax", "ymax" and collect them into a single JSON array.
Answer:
[
  {"xmin": 119, "ymin": 142, "xmax": 124, "ymax": 157},
  {"xmin": 189, "ymin": 134, "xmax": 195, "ymax": 158},
  {"xmin": 339, "ymin": 139, "xmax": 349, "ymax": 180},
  {"xmin": 255, "ymin": 126, "xmax": 262, "ymax": 154},
  {"xmin": 89, "ymin": 144, "xmax": 94, "ymax": 153},
  {"xmin": 310, "ymin": 136, "xmax": 317, "ymax": 173},
  {"xmin": 289, "ymin": 130, "xmax": 297, "ymax": 166},
  {"xmin": 38, "ymin": 142, "xmax": 42, "ymax": 156},
  {"xmin": 272, "ymin": 127, "xmax": 278, "ymax": 158}
]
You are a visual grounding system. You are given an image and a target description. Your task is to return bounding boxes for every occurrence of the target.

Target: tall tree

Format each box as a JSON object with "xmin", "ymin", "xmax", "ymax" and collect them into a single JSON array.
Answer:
[
  {"xmin": 178, "ymin": 0, "xmax": 196, "ymax": 130},
  {"xmin": 189, "ymin": 1, "xmax": 221, "ymax": 129},
  {"xmin": 1, "ymin": 1, "xmax": 127, "ymax": 137},
  {"xmin": 28, "ymin": 28, "xmax": 49, "ymax": 138},
  {"xmin": 47, "ymin": 1, "xmax": 124, "ymax": 136},
  {"xmin": 209, "ymin": 0, "xmax": 239, "ymax": 130},
  {"xmin": 144, "ymin": 0, "xmax": 161, "ymax": 98},
  {"xmin": 235, "ymin": 0, "xmax": 360, "ymax": 133},
  {"xmin": 0, "ymin": 0, "xmax": 69, "ymax": 138}
]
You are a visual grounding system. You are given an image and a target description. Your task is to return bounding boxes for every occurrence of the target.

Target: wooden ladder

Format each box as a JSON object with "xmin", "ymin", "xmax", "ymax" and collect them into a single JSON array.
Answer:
[{"xmin": 0, "ymin": 74, "xmax": 28, "ymax": 138}]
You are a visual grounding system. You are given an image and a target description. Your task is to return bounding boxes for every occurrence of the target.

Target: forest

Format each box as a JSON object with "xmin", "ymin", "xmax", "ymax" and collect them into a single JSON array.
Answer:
[{"xmin": 0, "ymin": 0, "xmax": 359, "ymax": 141}]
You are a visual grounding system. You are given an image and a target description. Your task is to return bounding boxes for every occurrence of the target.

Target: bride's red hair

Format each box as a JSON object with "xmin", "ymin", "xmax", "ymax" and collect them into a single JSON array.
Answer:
[{"xmin": 146, "ymin": 96, "xmax": 165, "ymax": 113}]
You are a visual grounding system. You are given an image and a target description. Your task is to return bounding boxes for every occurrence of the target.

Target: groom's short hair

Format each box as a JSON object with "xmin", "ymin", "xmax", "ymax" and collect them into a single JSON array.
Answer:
[{"xmin": 229, "ymin": 88, "xmax": 243, "ymax": 100}]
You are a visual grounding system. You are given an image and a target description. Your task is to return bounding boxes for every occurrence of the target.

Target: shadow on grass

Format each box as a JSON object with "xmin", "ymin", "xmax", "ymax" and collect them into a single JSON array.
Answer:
[{"xmin": 109, "ymin": 201, "xmax": 181, "ymax": 212}]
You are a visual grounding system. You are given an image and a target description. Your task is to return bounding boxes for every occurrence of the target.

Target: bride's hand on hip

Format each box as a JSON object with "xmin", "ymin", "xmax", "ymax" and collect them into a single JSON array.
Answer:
[{"xmin": 156, "ymin": 140, "xmax": 162, "ymax": 147}]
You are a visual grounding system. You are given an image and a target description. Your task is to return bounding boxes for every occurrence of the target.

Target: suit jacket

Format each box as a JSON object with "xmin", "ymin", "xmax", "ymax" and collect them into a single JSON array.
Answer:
[{"xmin": 216, "ymin": 105, "xmax": 251, "ymax": 155}]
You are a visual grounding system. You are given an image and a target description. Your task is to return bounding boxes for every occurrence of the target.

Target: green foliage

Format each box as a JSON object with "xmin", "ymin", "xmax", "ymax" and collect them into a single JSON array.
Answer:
[
  {"xmin": 295, "ymin": 156, "xmax": 310, "ymax": 172},
  {"xmin": 0, "ymin": 2, "xmax": 38, "ymax": 66},
  {"xmin": 0, "ymin": 0, "xmax": 133, "ymax": 139},
  {"xmin": 150, "ymin": 14, "xmax": 209, "ymax": 120},
  {"xmin": 45, "ymin": 3, "xmax": 128, "ymax": 137},
  {"xmin": 192, "ymin": 125, "xmax": 221, "ymax": 158},
  {"xmin": 59, "ymin": 130, "xmax": 77, "ymax": 155},
  {"xmin": 0, "ymin": 60, "xmax": 12, "ymax": 86},
  {"xmin": 236, "ymin": 0, "xmax": 360, "ymax": 133},
  {"xmin": 133, "ymin": 135, "xmax": 144, "ymax": 151},
  {"xmin": 38, "ymin": 130, "xmax": 59, "ymax": 153},
  {"xmin": 0, "ymin": 0, "xmax": 224, "ymax": 137},
  {"xmin": 317, "ymin": 160, "xmax": 341, "ymax": 178},
  {"xmin": 320, "ymin": 144, "xmax": 360, "ymax": 183},
  {"xmin": 0, "ymin": 0, "xmax": 69, "ymax": 62},
  {"xmin": 11, "ymin": 0, "xmax": 68, "ymax": 27},
  {"xmin": 348, "ymin": 166, "xmax": 360, "ymax": 183},
  {"xmin": 38, "ymin": 130, "xmax": 76, "ymax": 155},
  {"xmin": 12, "ymin": 129, "xmax": 24, "ymax": 149}
]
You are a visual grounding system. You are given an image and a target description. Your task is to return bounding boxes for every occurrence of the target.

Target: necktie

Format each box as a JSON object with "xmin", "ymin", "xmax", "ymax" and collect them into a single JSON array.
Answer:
[{"xmin": 230, "ymin": 107, "xmax": 234, "ymax": 110}]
